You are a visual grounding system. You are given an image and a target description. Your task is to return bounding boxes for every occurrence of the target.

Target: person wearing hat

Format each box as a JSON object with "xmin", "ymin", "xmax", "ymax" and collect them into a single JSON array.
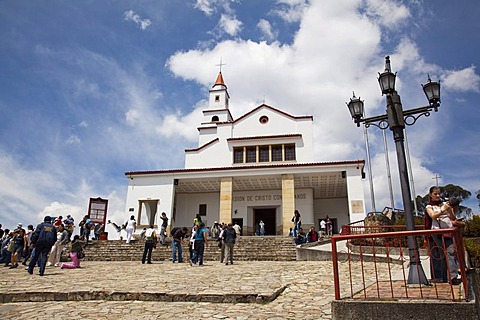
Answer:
[{"xmin": 27, "ymin": 216, "xmax": 57, "ymax": 276}]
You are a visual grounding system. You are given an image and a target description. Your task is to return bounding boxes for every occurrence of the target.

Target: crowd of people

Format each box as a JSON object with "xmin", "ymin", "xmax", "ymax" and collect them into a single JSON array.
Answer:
[
  {"xmin": 134, "ymin": 213, "xmax": 242, "ymax": 267},
  {"xmin": 1, "ymin": 209, "xmax": 334, "ymax": 273},
  {"xmin": 136, "ymin": 210, "xmax": 336, "ymax": 264},
  {"xmin": 168, "ymin": 214, "xmax": 239, "ymax": 267},
  {"xmin": 290, "ymin": 210, "xmax": 333, "ymax": 245},
  {"xmin": 0, "ymin": 214, "xmax": 91, "ymax": 276}
]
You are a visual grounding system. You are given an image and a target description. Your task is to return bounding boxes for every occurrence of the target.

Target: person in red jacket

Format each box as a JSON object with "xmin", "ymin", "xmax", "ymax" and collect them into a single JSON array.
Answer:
[{"xmin": 307, "ymin": 226, "xmax": 318, "ymax": 243}]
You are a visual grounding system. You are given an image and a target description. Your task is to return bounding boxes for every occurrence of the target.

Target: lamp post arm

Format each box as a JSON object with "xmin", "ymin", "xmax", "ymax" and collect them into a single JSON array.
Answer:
[
  {"xmin": 360, "ymin": 114, "xmax": 388, "ymax": 130},
  {"xmin": 402, "ymin": 105, "xmax": 433, "ymax": 117},
  {"xmin": 402, "ymin": 106, "xmax": 434, "ymax": 126}
]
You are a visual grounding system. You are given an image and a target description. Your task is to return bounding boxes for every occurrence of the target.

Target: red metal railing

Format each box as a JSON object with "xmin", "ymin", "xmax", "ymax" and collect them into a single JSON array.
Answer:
[
  {"xmin": 341, "ymin": 219, "xmax": 424, "ymax": 235},
  {"xmin": 331, "ymin": 227, "xmax": 469, "ymax": 302}
]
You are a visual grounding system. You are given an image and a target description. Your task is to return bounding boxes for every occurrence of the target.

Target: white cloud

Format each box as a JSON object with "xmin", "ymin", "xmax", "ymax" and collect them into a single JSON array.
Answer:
[
  {"xmin": 74, "ymin": 79, "xmax": 99, "ymax": 98},
  {"xmin": 362, "ymin": 0, "xmax": 411, "ymax": 29},
  {"xmin": 218, "ymin": 14, "xmax": 243, "ymax": 36},
  {"xmin": 124, "ymin": 10, "xmax": 152, "ymax": 30},
  {"xmin": 125, "ymin": 108, "xmax": 141, "ymax": 125},
  {"xmin": 194, "ymin": 0, "xmax": 242, "ymax": 37},
  {"xmin": 257, "ymin": 19, "xmax": 277, "ymax": 41},
  {"xmin": 365, "ymin": 150, "xmax": 440, "ymax": 212},
  {"xmin": 194, "ymin": 0, "xmax": 216, "ymax": 15},
  {"xmin": 165, "ymin": 0, "xmax": 480, "ymax": 213},
  {"xmin": 194, "ymin": 0, "xmax": 238, "ymax": 16},
  {"xmin": 156, "ymin": 104, "xmax": 204, "ymax": 141},
  {"xmin": 3, "ymin": 0, "xmax": 479, "ymax": 230},
  {"xmin": 273, "ymin": 0, "xmax": 309, "ymax": 23},
  {"xmin": 0, "ymin": 148, "xmax": 128, "ymax": 233},
  {"xmin": 0, "ymin": 151, "xmax": 68, "ymax": 228},
  {"xmin": 442, "ymin": 66, "xmax": 480, "ymax": 93},
  {"xmin": 66, "ymin": 134, "xmax": 81, "ymax": 144}
]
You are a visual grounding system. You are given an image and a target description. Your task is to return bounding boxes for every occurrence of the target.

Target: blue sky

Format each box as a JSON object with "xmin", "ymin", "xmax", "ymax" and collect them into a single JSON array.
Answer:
[{"xmin": 1, "ymin": 0, "xmax": 479, "ymax": 231}]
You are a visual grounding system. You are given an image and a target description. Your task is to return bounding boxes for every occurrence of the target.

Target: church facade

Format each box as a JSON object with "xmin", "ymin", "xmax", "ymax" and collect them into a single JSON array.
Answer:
[{"xmin": 124, "ymin": 72, "xmax": 366, "ymax": 235}]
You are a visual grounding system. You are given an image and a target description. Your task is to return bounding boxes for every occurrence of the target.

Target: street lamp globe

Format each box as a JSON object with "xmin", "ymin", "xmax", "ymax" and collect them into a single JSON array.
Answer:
[
  {"xmin": 347, "ymin": 93, "xmax": 364, "ymax": 127},
  {"xmin": 378, "ymin": 56, "xmax": 397, "ymax": 95},
  {"xmin": 422, "ymin": 76, "xmax": 441, "ymax": 111}
]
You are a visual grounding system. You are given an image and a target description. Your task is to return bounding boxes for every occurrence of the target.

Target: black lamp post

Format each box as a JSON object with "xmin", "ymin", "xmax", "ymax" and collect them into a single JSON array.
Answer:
[{"xmin": 347, "ymin": 56, "xmax": 441, "ymax": 285}]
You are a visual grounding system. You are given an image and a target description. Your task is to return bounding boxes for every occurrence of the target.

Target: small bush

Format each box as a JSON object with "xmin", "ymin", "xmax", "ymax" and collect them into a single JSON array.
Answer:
[
  {"xmin": 394, "ymin": 215, "xmax": 425, "ymax": 228},
  {"xmin": 465, "ymin": 238, "xmax": 480, "ymax": 268},
  {"xmin": 463, "ymin": 215, "xmax": 480, "ymax": 237},
  {"xmin": 365, "ymin": 213, "xmax": 392, "ymax": 225}
]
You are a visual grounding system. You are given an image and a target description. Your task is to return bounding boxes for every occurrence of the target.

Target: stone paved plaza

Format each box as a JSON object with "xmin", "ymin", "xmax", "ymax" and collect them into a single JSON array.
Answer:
[{"xmin": 0, "ymin": 259, "xmax": 399, "ymax": 320}]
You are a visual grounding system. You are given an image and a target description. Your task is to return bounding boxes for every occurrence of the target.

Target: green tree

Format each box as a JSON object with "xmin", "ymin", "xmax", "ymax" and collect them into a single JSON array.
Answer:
[
  {"xmin": 443, "ymin": 183, "xmax": 472, "ymax": 201},
  {"xmin": 476, "ymin": 189, "xmax": 480, "ymax": 209},
  {"xmin": 416, "ymin": 184, "xmax": 472, "ymax": 219}
]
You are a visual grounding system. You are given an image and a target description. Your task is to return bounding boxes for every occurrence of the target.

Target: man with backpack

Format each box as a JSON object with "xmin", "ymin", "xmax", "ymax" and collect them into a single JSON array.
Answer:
[
  {"xmin": 27, "ymin": 216, "xmax": 57, "ymax": 276},
  {"xmin": 142, "ymin": 224, "xmax": 157, "ymax": 264}
]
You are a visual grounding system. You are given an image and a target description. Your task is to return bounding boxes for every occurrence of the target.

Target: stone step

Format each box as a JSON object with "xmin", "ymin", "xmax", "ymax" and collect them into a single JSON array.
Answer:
[{"xmin": 80, "ymin": 236, "xmax": 297, "ymax": 262}]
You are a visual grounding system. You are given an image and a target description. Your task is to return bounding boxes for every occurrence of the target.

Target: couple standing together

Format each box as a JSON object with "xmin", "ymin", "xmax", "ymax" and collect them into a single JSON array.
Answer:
[{"xmin": 425, "ymin": 186, "xmax": 464, "ymax": 284}]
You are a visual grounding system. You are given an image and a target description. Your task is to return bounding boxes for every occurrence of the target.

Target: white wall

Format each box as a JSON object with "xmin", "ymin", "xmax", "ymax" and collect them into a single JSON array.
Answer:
[
  {"xmin": 346, "ymin": 167, "xmax": 367, "ymax": 223},
  {"xmin": 313, "ymin": 198, "xmax": 350, "ymax": 231},
  {"xmin": 175, "ymin": 192, "xmax": 219, "ymax": 228},
  {"xmin": 125, "ymin": 175, "xmax": 175, "ymax": 225},
  {"xmin": 185, "ymin": 106, "xmax": 314, "ymax": 169},
  {"xmin": 232, "ymin": 188, "xmax": 314, "ymax": 225}
]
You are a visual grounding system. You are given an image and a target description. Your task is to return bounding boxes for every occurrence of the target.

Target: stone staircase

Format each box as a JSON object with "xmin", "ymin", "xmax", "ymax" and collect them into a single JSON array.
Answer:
[{"xmin": 81, "ymin": 236, "xmax": 297, "ymax": 262}]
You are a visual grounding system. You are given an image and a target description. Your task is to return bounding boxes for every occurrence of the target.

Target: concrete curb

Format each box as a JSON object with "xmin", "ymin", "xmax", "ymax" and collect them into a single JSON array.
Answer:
[
  {"xmin": 0, "ymin": 285, "xmax": 287, "ymax": 304},
  {"xmin": 331, "ymin": 300, "xmax": 477, "ymax": 320}
]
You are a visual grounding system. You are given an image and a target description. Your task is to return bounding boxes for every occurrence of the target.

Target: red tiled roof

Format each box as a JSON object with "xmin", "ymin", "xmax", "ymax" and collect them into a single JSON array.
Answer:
[
  {"xmin": 185, "ymin": 138, "xmax": 219, "ymax": 152},
  {"xmin": 233, "ymin": 104, "xmax": 313, "ymax": 123},
  {"xmin": 202, "ymin": 104, "xmax": 313, "ymax": 126},
  {"xmin": 125, "ymin": 160, "xmax": 365, "ymax": 176},
  {"xmin": 227, "ymin": 134, "xmax": 302, "ymax": 142},
  {"xmin": 213, "ymin": 72, "xmax": 226, "ymax": 87}
]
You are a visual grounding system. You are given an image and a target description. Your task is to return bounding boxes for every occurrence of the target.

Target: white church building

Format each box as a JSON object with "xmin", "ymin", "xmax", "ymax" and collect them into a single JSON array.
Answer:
[{"xmin": 124, "ymin": 72, "xmax": 366, "ymax": 235}]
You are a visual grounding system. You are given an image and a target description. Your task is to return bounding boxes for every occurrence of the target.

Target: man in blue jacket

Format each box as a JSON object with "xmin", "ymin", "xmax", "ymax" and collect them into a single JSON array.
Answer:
[{"xmin": 27, "ymin": 216, "xmax": 57, "ymax": 276}]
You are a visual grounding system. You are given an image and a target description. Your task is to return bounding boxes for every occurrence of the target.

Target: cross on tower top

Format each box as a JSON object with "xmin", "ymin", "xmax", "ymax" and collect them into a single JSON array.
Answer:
[
  {"xmin": 216, "ymin": 58, "xmax": 226, "ymax": 72},
  {"xmin": 432, "ymin": 174, "xmax": 441, "ymax": 187}
]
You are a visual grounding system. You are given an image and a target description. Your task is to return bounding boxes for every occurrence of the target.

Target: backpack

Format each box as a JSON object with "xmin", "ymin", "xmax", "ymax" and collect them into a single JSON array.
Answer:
[
  {"xmin": 77, "ymin": 248, "xmax": 85, "ymax": 259},
  {"xmin": 36, "ymin": 223, "xmax": 56, "ymax": 246},
  {"xmin": 170, "ymin": 227, "xmax": 180, "ymax": 237}
]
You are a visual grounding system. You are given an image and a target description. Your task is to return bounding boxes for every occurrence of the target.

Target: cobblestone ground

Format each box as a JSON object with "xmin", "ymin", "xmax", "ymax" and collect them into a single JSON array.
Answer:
[{"xmin": 0, "ymin": 260, "xmax": 401, "ymax": 320}]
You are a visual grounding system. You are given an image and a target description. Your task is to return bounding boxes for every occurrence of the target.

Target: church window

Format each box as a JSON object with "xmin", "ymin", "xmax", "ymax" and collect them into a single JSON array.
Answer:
[
  {"xmin": 211, "ymin": 115, "xmax": 219, "ymax": 122},
  {"xmin": 233, "ymin": 143, "xmax": 296, "ymax": 164},
  {"xmin": 285, "ymin": 144, "xmax": 296, "ymax": 161},
  {"xmin": 233, "ymin": 147, "xmax": 244, "ymax": 163},
  {"xmin": 259, "ymin": 115, "xmax": 269, "ymax": 124},
  {"xmin": 259, "ymin": 146, "xmax": 269, "ymax": 162},
  {"xmin": 199, "ymin": 204, "xmax": 207, "ymax": 216},
  {"xmin": 215, "ymin": 95, "xmax": 220, "ymax": 102},
  {"xmin": 246, "ymin": 146, "xmax": 256, "ymax": 163},
  {"xmin": 272, "ymin": 145, "xmax": 283, "ymax": 161}
]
